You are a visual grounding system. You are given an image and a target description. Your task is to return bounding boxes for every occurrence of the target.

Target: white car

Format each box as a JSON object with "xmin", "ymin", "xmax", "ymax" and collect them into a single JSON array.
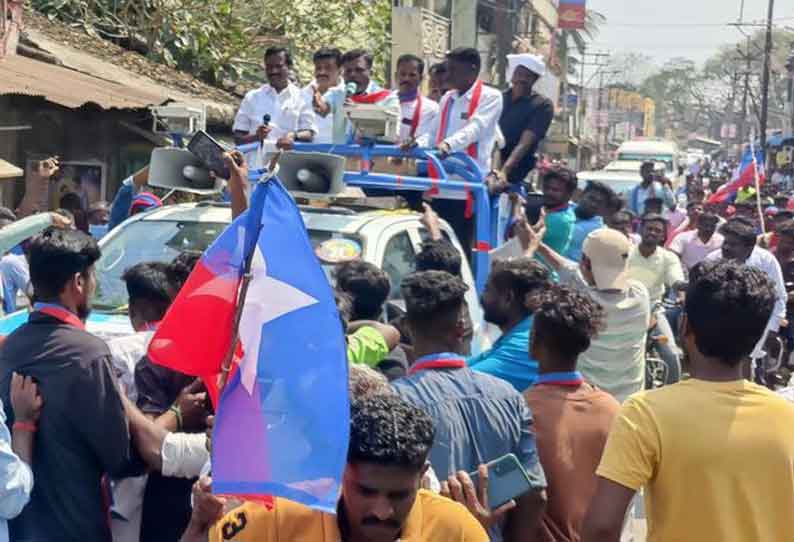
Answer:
[{"xmin": 0, "ymin": 201, "xmax": 490, "ymax": 355}]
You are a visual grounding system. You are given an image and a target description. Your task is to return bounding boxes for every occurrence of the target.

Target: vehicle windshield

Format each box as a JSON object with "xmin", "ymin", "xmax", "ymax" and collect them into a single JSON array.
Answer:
[{"xmin": 93, "ymin": 220, "xmax": 355, "ymax": 311}]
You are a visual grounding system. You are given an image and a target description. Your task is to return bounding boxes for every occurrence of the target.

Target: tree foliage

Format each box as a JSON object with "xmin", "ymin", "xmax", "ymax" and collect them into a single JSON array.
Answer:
[{"xmin": 31, "ymin": 0, "xmax": 392, "ymax": 88}]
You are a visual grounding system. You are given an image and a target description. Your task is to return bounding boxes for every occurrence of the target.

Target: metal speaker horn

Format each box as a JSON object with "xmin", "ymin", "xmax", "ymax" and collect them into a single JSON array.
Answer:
[
  {"xmin": 277, "ymin": 151, "xmax": 346, "ymax": 198},
  {"xmin": 148, "ymin": 147, "xmax": 224, "ymax": 195}
]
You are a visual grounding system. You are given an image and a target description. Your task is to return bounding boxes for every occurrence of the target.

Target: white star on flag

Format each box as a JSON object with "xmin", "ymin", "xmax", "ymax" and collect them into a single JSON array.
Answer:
[{"xmin": 238, "ymin": 244, "xmax": 318, "ymax": 394}]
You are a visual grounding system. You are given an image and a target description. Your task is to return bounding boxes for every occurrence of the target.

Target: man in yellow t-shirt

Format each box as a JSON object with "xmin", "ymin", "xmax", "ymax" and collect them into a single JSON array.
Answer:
[
  {"xmin": 582, "ymin": 260, "xmax": 794, "ymax": 542},
  {"xmin": 181, "ymin": 394, "xmax": 488, "ymax": 542}
]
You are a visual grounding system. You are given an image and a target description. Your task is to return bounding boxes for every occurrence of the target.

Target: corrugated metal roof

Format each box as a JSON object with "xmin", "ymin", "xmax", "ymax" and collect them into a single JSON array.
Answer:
[{"xmin": 0, "ymin": 54, "xmax": 167, "ymax": 110}]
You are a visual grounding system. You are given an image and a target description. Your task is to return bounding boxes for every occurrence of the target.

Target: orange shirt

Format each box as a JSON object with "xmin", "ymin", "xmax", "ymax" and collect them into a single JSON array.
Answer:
[{"xmin": 210, "ymin": 489, "xmax": 488, "ymax": 542}]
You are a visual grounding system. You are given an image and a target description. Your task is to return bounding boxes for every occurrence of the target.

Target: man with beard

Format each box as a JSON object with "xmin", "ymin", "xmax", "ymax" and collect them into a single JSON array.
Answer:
[
  {"xmin": 394, "ymin": 54, "xmax": 439, "ymax": 146},
  {"xmin": 669, "ymin": 212, "xmax": 723, "ymax": 271},
  {"xmin": 627, "ymin": 214, "xmax": 686, "ymax": 379},
  {"xmin": 540, "ymin": 168, "xmax": 577, "ymax": 256},
  {"xmin": 628, "ymin": 161, "xmax": 674, "ymax": 216},
  {"xmin": 565, "ymin": 181, "xmax": 619, "ymax": 261},
  {"xmin": 0, "ymin": 229, "xmax": 135, "ymax": 542},
  {"xmin": 468, "ymin": 259, "xmax": 551, "ymax": 391}
]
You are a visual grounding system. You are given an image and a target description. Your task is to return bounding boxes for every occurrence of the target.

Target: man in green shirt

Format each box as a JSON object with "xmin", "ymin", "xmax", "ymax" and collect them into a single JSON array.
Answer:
[{"xmin": 540, "ymin": 168, "xmax": 576, "ymax": 256}]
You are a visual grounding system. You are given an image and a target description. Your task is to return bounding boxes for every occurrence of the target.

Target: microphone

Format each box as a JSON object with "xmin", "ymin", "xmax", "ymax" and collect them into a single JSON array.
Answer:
[
  {"xmin": 262, "ymin": 114, "xmax": 271, "ymax": 126},
  {"xmin": 345, "ymin": 82, "xmax": 358, "ymax": 97}
]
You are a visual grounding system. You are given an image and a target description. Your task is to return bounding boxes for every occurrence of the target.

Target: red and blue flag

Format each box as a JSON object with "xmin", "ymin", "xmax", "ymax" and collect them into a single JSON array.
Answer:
[
  {"xmin": 708, "ymin": 148, "xmax": 765, "ymax": 204},
  {"xmin": 148, "ymin": 177, "xmax": 349, "ymax": 512}
]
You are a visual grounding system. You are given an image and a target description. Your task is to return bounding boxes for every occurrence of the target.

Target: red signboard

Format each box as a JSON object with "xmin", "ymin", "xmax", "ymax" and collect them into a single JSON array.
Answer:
[{"xmin": 558, "ymin": 1, "xmax": 586, "ymax": 30}]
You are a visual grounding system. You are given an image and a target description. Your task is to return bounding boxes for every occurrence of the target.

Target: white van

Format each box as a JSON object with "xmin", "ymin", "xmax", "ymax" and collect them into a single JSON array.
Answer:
[{"xmin": 616, "ymin": 138, "xmax": 681, "ymax": 185}]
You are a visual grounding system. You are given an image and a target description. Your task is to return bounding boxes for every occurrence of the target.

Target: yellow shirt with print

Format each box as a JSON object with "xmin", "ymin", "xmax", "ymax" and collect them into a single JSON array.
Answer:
[
  {"xmin": 597, "ymin": 378, "xmax": 794, "ymax": 542},
  {"xmin": 210, "ymin": 489, "xmax": 488, "ymax": 542}
]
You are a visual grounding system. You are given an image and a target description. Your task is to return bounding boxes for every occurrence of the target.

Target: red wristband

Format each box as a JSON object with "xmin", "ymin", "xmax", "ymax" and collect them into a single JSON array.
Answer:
[{"xmin": 13, "ymin": 421, "xmax": 37, "ymax": 432}]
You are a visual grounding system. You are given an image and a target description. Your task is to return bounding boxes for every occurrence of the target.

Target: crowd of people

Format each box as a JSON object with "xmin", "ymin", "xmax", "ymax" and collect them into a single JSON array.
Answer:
[{"xmin": 1, "ymin": 43, "xmax": 794, "ymax": 542}]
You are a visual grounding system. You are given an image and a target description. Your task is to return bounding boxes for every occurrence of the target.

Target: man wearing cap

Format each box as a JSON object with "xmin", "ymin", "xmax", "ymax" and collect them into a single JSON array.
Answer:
[
  {"xmin": 489, "ymin": 54, "xmax": 554, "ymax": 193},
  {"xmin": 518, "ymin": 223, "xmax": 651, "ymax": 403}
]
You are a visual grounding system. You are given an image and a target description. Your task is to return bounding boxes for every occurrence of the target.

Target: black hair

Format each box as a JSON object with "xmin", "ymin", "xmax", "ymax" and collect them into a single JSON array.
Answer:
[
  {"xmin": 720, "ymin": 217, "xmax": 757, "ymax": 247},
  {"xmin": 334, "ymin": 290, "xmax": 353, "ymax": 334},
  {"xmin": 686, "ymin": 259, "xmax": 776, "ymax": 365},
  {"xmin": 415, "ymin": 239, "xmax": 462, "ymax": 277},
  {"xmin": 641, "ymin": 212, "xmax": 668, "ymax": 227},
  {"xmin": 122, "ymin": 262, "xmax": 173, "ymax": 322},
  {"xmin": 28, "ymin": 229, "xmax": 101, "ymax": 300},
  {"xmin": 584, "ymin": 181, "xmax": 620, "ymax": 212},
  {"xmin": 167, "ymin": 251, "xmax": 201, "ymax": 292},
  {"xmin": 341, "ymin": 49, "xmax": 373, "ymax": 68},
  {"xmin": 397, "ymin": 54, "xmax": 425, "ymax": 76},
  {"xmin": 0, "ymin": 207, "xmax": 17, "ymax": 222},
  {"xmin": 608, "ymin": 210, "xmax": 634, "ymax": 224},
  {"xmin": 429, "ymin": 62, "xmax": 448, "ymax": 76},
  {"xmin": 313, "ymin": 47, "xmax": 342, "ymax": 66},
  {"xmin": 643, "ymin": 197, "xmax": 664, "ymax": 211},
  {"xmin": 541, "ymin": 167, "xmax": 578, "ymax": 196},
  {"xmin": 489, "ymin": 258, "xmax": 551, "ymax": 314},
  {"xmin": 59, "ymin": 193, "xmax": 83, "ymax": 212},
  {"xmin": 640, "ymin": 161, "xmax": 655, "ymax": 172},
  {"xmin": 777, "ymin": 220, "xmax": 794, "ymax": 239},
  {"xmin": 698, "ymin": 212, "xmax": 719, "ymax": 226},
  {"xmin": 334, "ymin": 260, "xmax": 391, "ymax": 321},
  {"xmin": 446, "ymin": 47, "xmax": 481, "ymax": 73},
  {"xmin": 775, "ymin": 210, "xmax": 794, "ymax": 222},
  {"xmin": 533, "ymin": 285, "xmax": 604, "ymax": 362},
  {"xmin": 686, "ymin": 200, "xmax": 704, "ymax": 210},
  {"xmin": 348, "ymin": 394, "xmax": 434, "ymax": 471},
  {"xmin": 265, "ymin": 46, "xmax": 293, "ymax": 67},
  {"xmin": 401, "ymin": 270, "xmax": 468, "ymax": 328}
]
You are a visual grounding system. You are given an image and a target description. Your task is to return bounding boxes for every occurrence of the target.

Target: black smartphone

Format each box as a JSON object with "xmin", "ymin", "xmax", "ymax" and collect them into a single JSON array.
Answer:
[
  {"xmin": 187, "ymin": 130, "xmax": 229, "ymax": 179},
  {"xmin": 524, "ymin": 192, "xmax": 545, "ymax": 225}
]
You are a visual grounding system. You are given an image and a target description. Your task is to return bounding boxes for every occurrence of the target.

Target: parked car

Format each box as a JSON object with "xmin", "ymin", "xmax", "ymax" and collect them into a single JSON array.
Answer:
[{"xmin": 0, "ymin": 201, "xmax": 491, "ymax": 354}]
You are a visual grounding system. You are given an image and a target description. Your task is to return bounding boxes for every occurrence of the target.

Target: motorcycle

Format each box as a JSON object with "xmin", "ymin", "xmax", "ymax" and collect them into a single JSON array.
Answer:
[{"xmin": 645, "ymin": 301, "xmax": 683, "ymax": 390}]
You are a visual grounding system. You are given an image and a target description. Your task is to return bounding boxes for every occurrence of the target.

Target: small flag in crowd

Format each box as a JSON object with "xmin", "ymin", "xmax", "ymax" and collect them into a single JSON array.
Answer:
[
  {"xmin": 148, "ymin": 177, "xmax": 349, "ymax": 513},
  {"xmin": 708, "ymin": 147, "xmax": 766, "ymax": 204}
]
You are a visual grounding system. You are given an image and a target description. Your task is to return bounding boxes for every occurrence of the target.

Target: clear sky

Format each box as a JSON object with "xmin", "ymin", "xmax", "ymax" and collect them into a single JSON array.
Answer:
[{"xmin": 586, "ymin": 0, "xmax": 794, "ymax": 67}]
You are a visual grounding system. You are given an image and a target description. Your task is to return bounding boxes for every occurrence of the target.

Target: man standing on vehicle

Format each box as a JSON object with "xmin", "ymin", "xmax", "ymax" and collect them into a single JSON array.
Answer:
[
  {"xmin": 303, "ymin": 47, "xmax": 345, "ymax": 144},
  {"xmin": 626, "ymin": 214, "xmax": 686, "ymax": 380},
  {"xmin": 394, "ymin": 54, "xmax": 440, "ymax": 146},
  {"xmin": 392, "ymin": 270, "xmax": 547, "ymax": 542},
  {"xmin": 233, "ymin": 47, "xmax": 317, "ymax": 150},
  {"xmin": 708, "ymin": 217, "xmax": 787, "ymax": 367},
  {"xmin": 628, "ymin": 161, "xmax": 675, "ymax": 216},
  {"xmin": 519, "ymin": 223, "xmax": 651, "ymax": 403},
  {"xmin": 488, "ymin": 54, "xmax": 554, "ymax": 194},
  {"xmin": 583, "ymin": 260, "xmax": 794, "ymax": 542}
]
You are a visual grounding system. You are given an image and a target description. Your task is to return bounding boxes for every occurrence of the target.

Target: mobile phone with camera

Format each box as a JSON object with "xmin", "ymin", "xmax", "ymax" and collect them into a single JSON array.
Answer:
[
  {"xmin": 187, "ymin": 130, "xmax": 230, "ymax": 179},
  {"xmin": 469, "ymin": 453, "xmax": 534, "ymax": 509}
]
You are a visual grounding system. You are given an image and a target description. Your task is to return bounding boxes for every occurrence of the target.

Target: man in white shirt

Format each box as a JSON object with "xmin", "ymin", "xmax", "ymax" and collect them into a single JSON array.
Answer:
[
  {"xmin": 302, "ymin": 47, "xmax": 344, "ymax": 144},
  {"xmin": 423, "ymin": 47, "xmax": 503, "ymax": 173},
  {"xmin": 670, "ymin": 212, "xmax": 723, "ymax": 270},
  {"xmin": 233, "ymin": 47, "xmax": 317, "ymax": 150},
  {"xmin": 708, "ymin": 217, "xmax": 787, "ymax": 362},
  {"xmin": 394, "ymin": 54, "xmax": 439, "ymax": 146}
]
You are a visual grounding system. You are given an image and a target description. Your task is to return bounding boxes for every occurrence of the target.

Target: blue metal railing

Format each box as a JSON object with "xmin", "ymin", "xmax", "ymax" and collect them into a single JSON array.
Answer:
[{"xmin": 236, "ymin": 142, "xmax": 498, "ymax": 292}]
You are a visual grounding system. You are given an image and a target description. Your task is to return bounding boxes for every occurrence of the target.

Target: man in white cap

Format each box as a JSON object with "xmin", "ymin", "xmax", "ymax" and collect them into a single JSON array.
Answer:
[
  {"xmin": 489, "ymin": 54, "xmax": 554, "ymax": 193},
  {"xmin": 518, "ymin": 222, "xmax": 651, "ymax": 403}
]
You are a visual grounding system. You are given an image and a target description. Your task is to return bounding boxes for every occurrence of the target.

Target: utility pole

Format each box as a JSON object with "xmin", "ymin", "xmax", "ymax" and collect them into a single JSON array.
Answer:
[
  {"xmin": 759, "ymin": 0, "xmax": 775, "ymax": 150},
  {"xmin": 576, "ymin": 50, "xmax": 609, "ymax": 169}
]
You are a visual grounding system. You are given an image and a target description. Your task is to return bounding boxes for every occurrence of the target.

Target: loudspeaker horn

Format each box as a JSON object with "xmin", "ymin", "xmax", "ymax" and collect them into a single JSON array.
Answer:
[
  {"xmin": 277, "ymin": 151, "xmax": 346, "ymax": 199},
  {"xmin": 148, "ymin": 147, "xmax": 225, "ymax": 195}
]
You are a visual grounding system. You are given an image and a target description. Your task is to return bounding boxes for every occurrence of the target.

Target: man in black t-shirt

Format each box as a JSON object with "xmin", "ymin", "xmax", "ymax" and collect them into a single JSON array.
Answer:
[
  {"xmin": 0, "ymin": 229, "xmax": 136, "ymax": 542},
  {"xmin": 490, "ymin": 54, "xmax": 554, "ymax": 192}
]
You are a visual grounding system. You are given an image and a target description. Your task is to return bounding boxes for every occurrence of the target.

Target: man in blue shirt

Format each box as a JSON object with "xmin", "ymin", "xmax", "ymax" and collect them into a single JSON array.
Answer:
[
  {"xmin": 566, "ymin": 181, "xmax": 620, "ymax": 262},
  {"xmin": 468, "ymin": 259, "xmax": 551, "ymax": 392},
  {"xmin": 392, "ymin": 270, "xmax": 546, "ymax": 542}
]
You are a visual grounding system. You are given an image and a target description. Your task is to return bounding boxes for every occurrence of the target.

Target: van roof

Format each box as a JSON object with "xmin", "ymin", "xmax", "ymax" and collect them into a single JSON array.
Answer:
[{"xmin": 617, "ymin": 140, "xmax": 678, "ymax": 155}]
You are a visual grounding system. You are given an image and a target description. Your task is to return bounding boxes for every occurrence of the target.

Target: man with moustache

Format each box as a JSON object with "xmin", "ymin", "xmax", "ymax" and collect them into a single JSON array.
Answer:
[
  {"xmin": 233, "ymin": 47, "xmax": 316, "ymax": 150},
  {"xmin": 394, "ymin": 54, "xmax": 439, "ymax": 146},
  {"xmin": 303, "ymin": 47, "xmax": 345, "ymax": 144}
]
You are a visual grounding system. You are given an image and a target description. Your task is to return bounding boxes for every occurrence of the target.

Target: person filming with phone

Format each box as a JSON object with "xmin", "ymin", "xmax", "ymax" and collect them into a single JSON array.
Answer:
[{"xmin": 628, "ymin": 161, "xmax": 675, "ymax": 217}]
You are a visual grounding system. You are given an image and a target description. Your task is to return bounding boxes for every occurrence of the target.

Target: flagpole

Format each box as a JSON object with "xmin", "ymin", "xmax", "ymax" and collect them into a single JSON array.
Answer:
[
  {"xmin": 218, "ymin": 151, "xmax": 283, "ymax": 393},
  {"xmin": 749, "ymin": 130, "xmax": 766, "ymax": 234}
]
